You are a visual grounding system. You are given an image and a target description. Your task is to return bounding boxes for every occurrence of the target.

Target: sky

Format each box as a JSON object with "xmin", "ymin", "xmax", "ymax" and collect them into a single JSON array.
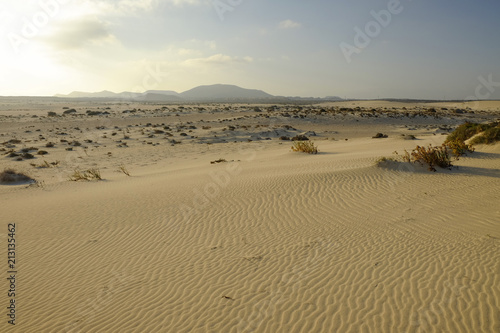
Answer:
[{"xmin": 0, "ymin": 0, "xmax": 499, "ymax": 99}]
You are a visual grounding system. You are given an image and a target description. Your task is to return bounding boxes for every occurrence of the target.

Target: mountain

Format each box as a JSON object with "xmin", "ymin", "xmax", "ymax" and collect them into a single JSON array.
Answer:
[
  {"xmin": 179, "ymin": 84, "xmax": 273, "ymax": 100},
  {"xmin": 55, "ymin": 85, "xmax": 338, "ymax": 102},
  {"xmin": 55, "ymin": 90, "xmax": 121, "ymax": 98}
]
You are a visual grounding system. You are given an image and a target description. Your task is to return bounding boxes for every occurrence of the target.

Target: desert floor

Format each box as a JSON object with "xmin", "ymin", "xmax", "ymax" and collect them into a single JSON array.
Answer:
[{"xmin": 1, "ymin": 99, "xmax": 499, "ymax": 332}]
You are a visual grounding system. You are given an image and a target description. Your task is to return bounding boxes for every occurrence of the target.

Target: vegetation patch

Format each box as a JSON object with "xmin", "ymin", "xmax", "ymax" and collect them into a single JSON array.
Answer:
[
  {"xmin": 397, "ymin": 145, "xmax": 451, "ymax": 172},
  {"xmin": 445, "ymin": 122, "xmax": 498, "ymax": 143},
  {"xmin": 118, "ymin": 164, "xmax": 131, "ymax": 176},
  {"xmin": 291, "ymin": 141, "xmax": 318, "ymax": 154},
  {"xmin": 69, "ymin": 168, "xmax": 102, "ymax": 181},
  {"xmin": 469, "ymin": 126, "xmax": 500, "ymax": 145},
  {"xmin": 211, "ymin": 158, "xmax": 227, "ymax": 164},
  {"xmin": 0, "ymin": 169, "xmax": 34, "ymax": 184}
]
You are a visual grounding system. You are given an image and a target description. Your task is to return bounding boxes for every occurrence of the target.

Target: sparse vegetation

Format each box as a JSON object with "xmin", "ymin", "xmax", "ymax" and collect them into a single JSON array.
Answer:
[
  {"xmin": 69, "ymin": 168, "xmax": 102, "ymax": 181},
  {"xmin": 291, "ymin": 135, "xmax": 308, "ymax": 141},
  {"xmin": 30, "ymin": 160, "xmax": 59, "ymax": 168},
  {"xmin": 445, "ymin": 122, "xmax": 498, "ymax": 143},
  {"xmin": 0, "ymin": 169, "xmax": 34, "ymax": 183},
  {"xmin": 397, "ymin": 144, "xmax": 451, "ymax": 171},
  {"xmin": 291, "ymin": 141, "xmax": 318, "ymax": 154},
  {"xmin": 118, "ymin": 164, "xmax": 131, "ymax": 176},
  {"xmin": 445, "ymin": 139, "xmax": 474, "ymax": 158},
  {"xmin": 469, "ymin": 126, "xmax": 500, "ymax": 145},
  {"xmin": 211, "ymin": 158, "xmax": 227, "ymax": 164}
]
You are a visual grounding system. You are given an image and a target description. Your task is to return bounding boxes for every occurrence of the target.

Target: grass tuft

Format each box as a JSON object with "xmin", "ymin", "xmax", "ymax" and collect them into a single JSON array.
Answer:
[
  {"xmin": 291, "ymin": 141, "xmax": 318, "ymax": 154},
  {"xmin": 118, "ymin": 164, "xmax": 131, "ymax": 176},
  {"xmin": 69, "ymin": 168, "xmax": 102, "ymax": 181}
]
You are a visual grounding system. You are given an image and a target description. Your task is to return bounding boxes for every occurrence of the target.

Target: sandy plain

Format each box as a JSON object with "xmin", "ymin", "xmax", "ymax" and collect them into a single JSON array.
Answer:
[{"xmin": 0, "ymin": 99, "xmax": 499, "ymax": 332}]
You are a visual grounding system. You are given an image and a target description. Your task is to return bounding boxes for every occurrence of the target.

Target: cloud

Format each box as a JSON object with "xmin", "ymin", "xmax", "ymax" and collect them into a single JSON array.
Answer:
[
  {"xmin": 279, "ymin": 19, "xmax": 302, "ymax": 29},
  {"xmin": 78, "ymin": 0, "xmax": 202, "ymax": 15},
  {"xmin": 42, "ymin": 17, "xmax": 116, "ymax": 50},
  {"xmin": 182, "ymin": 54, "xmax": 253, "ymax": 67}
]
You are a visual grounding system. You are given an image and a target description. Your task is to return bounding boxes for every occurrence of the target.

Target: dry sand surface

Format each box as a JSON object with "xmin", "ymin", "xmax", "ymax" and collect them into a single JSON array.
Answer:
[{"xmin": 1, "ymin": 99, "xmax": 499, "ymax": 332}]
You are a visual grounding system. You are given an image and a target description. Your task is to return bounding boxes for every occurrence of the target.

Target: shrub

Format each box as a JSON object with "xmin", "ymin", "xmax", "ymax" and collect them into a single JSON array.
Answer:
[
  {"xmin": 291, "ymin": 141, "xmax": 318, "ymax": 154},
  {"xmin": 469, "ymin": 126, "xmax": 500, "ymax": 145},
  {"xmin": 445, "ymin": 122, "xmax": 497, "ymax": 143},
  {"xmin": 291, "ymin": 135, "xmax": 309, "ymax": 141},
  {"xmin": 399, "ymin": 144, "xmax": 451, "ymax": 171},
  {"xmin": 21, "ymin": 153, "xmax": 35, "ymax": 159},
  {"xmin": 445, "ymin": 139, "xmax": 474, "ymax": 158},
  {"xmin": 47, "ymin": 111, "xmax": 57, "ymax": 117},
  {"xmin": 210, "ymin": 158, "xmax": 227, "ymax": 164},
  {"xmin": 0, "ymin": 169, "xmax": 33, "ymax": 183},
  {"xmin": 69, "ymin": 169, "xmax": 102, "ymax": 181}
]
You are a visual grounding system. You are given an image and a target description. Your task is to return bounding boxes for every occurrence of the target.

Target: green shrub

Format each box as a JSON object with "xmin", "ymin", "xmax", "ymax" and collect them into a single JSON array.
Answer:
[
  {"xmin": 469, "ymin": 126, "xmax": 500, "ymax": 145},
  {"xmin": 445, "ymin": 122, "xmax": 498, "ymax": 143}
]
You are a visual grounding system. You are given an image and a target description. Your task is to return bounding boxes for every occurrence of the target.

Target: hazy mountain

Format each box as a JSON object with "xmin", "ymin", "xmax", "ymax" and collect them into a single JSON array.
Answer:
[
  {"xmin": 55, "ymin": 90, "xmax": 120, "ymax": 98},
  {"xmin": 137, "ymin": 93, "xmax": 183, "ymax": 102},
  {"xmin": 144, "ymin": 90, "xmax": 179, "ymax": 96},
  {"xmin": 180, "ymin": 84, "xmax": 274, "ymax": 100},
  {"xmin": 55, "ymin": 85, "xmax": 332, "ymax": 102}
]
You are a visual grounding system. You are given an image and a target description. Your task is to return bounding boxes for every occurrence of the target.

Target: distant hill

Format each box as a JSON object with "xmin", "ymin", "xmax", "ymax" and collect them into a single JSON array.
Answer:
[
  {"xmin": 55, "ymin": 85, "xmax": 274, "ymax": 102},
  {"xmin": 55, "ymin": 85, "xmax": 342, "ymax": 102},
  {"xmin": 180, "ymin": 84, "xmax": 274, "ymax": 100}
]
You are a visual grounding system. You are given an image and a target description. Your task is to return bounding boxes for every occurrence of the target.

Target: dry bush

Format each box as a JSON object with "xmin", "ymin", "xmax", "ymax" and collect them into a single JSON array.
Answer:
[
  {"xmin": 69, "ymin": 168, "xmax": 102, "ymax": 181},
  {"xmin": 210, "ymin": 158, "xmax": 227, "ymax": 164},
  {"xmin": 0, "ymin": 169, "xmax": 34, "ymax": 183},
  {"xmin": 291, "ymin": 141, "xmax": 318, "ymax": 154},
  {"xmin": 398, "ymin": 144, "xmax": 451, "ymax": 171},
  {"xmin": 30, "ymin": 160, "xmax": 59, "ymax": 168},
  {"xmin": 118, "ymin": 164, "xmax": 131, "ymax": 176},
  {"xmin": 445, "ymin": 139, "xmax": 474, "ymax": 158}
]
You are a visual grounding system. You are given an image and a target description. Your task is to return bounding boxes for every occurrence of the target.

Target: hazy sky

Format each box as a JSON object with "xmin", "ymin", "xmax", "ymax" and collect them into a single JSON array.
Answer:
[{"xmin": 1, "ymin": 0, "xmax": 499, "ymax": 99}]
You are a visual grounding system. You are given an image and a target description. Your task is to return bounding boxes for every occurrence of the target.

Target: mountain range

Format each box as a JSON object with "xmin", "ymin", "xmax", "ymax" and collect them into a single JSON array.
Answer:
[{"xmin": 55, "ymin": 84, "xmax": 341, "ymax": 102}]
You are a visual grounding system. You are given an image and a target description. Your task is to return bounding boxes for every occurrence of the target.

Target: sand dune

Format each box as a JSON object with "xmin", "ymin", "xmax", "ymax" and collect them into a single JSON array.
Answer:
[{"xmin": 1, "ymin": 101, "xmax": 499, "ymax": 332}]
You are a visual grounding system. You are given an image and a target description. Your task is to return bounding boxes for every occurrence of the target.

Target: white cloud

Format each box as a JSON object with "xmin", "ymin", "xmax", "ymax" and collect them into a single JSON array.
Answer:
[
  {"xmin": 279, "ymin": 19, "xmax": 302, "ymax": 29},
  {"xmin": 41, "ymin": 16, "xmax": 117, "ymax": 50},
  {"xmin": 182, "ymin": 54, "xmax": 253, "ymax": 67}
]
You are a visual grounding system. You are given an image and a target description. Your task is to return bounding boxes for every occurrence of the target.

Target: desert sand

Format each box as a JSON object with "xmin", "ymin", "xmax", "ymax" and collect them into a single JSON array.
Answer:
[{"xmin": 1, "ymin": 99, "xmax": 499, "ymax": 332}]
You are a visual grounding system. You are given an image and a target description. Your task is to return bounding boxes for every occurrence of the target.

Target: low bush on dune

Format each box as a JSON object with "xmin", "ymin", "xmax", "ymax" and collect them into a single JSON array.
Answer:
[
  {"xmin": 0, "ymin": 169, "xmax": 34, "ymax": 183},
  {"xmin": 291, "ymin": 141, "xmax": 318, "ymax": 154},
  {"xmin": 446, "ymin": 122, "xmax": 499, "ymax": 144},
  {"xmin": 445, "ymin": 139, "xmax": 474, "ymax": 158},
  {"xmin": 445, "ymin": 122, "xmax": 494, "ymax": 143},
  {"xmin": 396, "ymin": 144, "xmax": 452, "ymax": 172},
  {"xmin": 69, "ymin": 168, "xmax": 102, "ymax": 181},
  {"xmin": 469, "ymin": 126, "xmax": 500, "ymax": 145}
]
